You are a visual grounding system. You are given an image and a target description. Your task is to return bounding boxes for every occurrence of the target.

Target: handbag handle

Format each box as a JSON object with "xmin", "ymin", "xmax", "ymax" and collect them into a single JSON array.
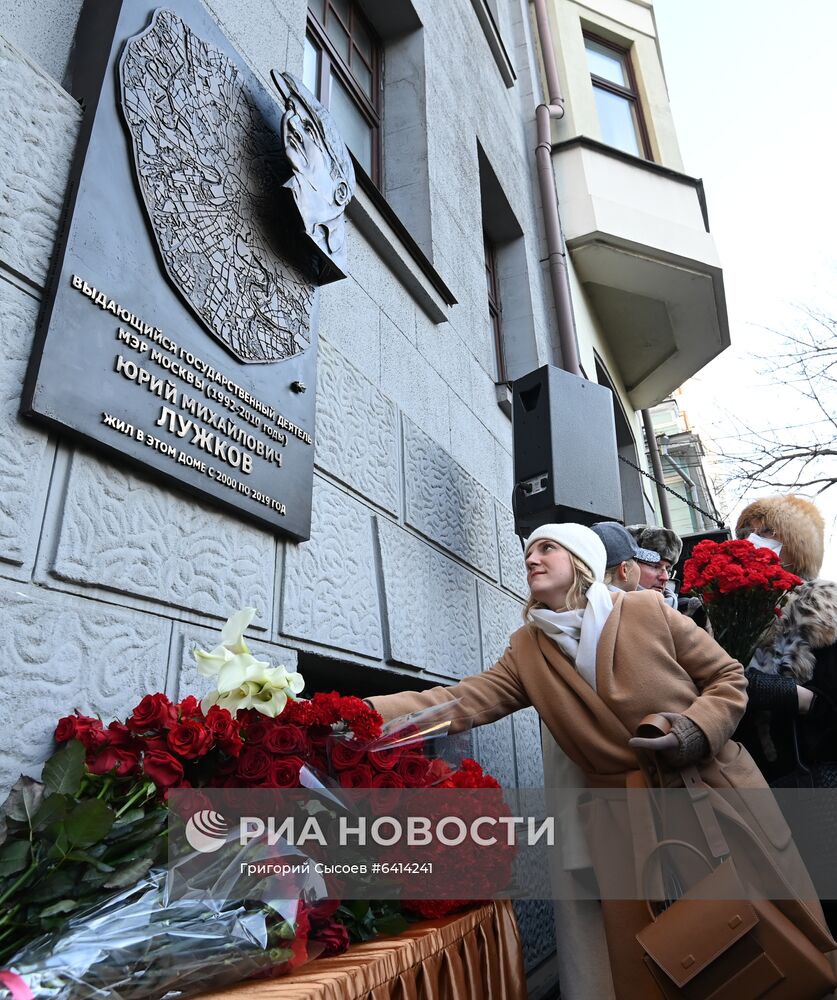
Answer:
[
  {"xmin": 634, "ymin": 716, "xmax": 732, "ymax": 861},
  {"xmin": 640, "ymin": 838, "xmax": 716, "ymax": 921},
  {"xmin": 635, "ymin": 714, "xmax": 673, "ymax": 740}
]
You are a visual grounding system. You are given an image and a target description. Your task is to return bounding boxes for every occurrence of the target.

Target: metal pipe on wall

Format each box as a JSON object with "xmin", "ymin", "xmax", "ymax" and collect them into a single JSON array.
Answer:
[
  {"xmin": 531, "ymin": 0, "xmax": 582, "ymax": 378},
  {"xmin": 642, "ymin": 409, "xmax": 673, "ymax": 528},
  {"xmin": 659, "ymin": 435, "xmax": 702, "ymax": 528}
]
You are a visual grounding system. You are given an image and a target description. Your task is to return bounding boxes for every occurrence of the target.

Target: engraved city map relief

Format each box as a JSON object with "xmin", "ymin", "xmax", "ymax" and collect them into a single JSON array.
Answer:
[{"xmin": 120, "ymin": 9, "xmax": 315, "ymax": 364}]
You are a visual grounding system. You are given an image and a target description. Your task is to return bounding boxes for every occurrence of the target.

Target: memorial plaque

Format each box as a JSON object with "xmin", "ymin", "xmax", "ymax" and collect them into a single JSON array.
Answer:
[{"xmin": 22, "ymin": 0, "xmax": 355, "ymax": 540}]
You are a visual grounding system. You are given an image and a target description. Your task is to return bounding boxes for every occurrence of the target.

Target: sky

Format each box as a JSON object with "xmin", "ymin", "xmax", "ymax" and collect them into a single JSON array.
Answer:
[{"xmin": 652, "ymin": 0, "xmax": 837, "ymax": 577}]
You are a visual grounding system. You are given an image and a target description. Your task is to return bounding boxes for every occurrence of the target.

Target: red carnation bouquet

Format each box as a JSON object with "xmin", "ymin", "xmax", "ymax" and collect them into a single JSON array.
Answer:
[
  {"xmin": 0, "ymin": 610, "xmax": 509, "ymax": 999},
  {"xmin": 683, "ymin": 538, "xmax": 802, "ymax": 666}
]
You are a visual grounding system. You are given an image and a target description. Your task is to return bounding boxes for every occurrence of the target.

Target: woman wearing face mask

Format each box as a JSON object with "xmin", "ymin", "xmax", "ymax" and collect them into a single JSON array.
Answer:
[
  {"xmin": 734, "ymin": 495, "xmax": 837, "ymax": 780},
  {"xmin": 734, "ymin": 496, "xmax": 837, "ymax": 935},
  {"xmin": 365, "ymin": 522, "xmax": 834, "ymax": 999},
  {"xmin": 735, "ymin": 497, "xmax": 836, "ymax": 730}
]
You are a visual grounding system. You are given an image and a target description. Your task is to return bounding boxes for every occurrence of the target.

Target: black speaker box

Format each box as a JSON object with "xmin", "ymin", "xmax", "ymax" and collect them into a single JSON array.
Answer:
[{"xmin": 512, "ymin": 365, "xmax": 622, "ymax": 535}]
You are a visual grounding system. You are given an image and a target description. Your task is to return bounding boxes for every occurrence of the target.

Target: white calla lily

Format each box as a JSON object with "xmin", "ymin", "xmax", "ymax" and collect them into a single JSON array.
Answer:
[
  {"xmin": 194, "ymin": 647, "xmax": 232, "ymax": 678},
  {"xmin": 196, "ymin": 608, "xmax": 306, "ymax": 719},
  {"xmin": 216, "ymin": 653, "xmax": 271, "ymax": 693},
  {"xmin": 220, "ymin": 607, "xmax": 256, "ymax": 653}
]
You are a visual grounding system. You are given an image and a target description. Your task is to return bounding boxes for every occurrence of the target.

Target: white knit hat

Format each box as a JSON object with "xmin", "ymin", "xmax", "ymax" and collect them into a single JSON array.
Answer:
[{"xmin": 524, "ymin": 523, "xmax": 607, "ymax": 582}]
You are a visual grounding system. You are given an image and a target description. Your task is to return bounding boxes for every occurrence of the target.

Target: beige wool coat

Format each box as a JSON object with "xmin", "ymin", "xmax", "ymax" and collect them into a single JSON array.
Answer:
[{"xmin": 369, "ymin": 590, "xmax": 834, "ymax": 999}]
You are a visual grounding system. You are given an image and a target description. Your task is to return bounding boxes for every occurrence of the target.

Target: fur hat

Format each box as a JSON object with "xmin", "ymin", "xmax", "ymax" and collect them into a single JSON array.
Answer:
[
  {"xmin": 735, "ymin": 495, "xmax": 824, "ymax": 580},
  {"xmin": 626, "ymin": 524, "xmax": 683, "ymax": 564}
]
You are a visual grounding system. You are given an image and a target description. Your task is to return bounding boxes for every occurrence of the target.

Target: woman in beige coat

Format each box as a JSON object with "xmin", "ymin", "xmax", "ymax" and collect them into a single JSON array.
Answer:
[{"xmin": 367, "ymin": 523, "xmax": 834, "ymax": 999}]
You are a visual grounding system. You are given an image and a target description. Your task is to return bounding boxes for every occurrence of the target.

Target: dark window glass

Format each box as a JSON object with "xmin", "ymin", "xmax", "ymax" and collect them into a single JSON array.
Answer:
[
  {"xmin": 485, "ymin": 236, "xmax": 506, "ymax": 383},
  {"xmin": 306, "ymin": 0, "xmax": 382, "ymax": 184},
  {"xmin": 583, "ymin": 33, "xmax": 650, "ymax": 159}
]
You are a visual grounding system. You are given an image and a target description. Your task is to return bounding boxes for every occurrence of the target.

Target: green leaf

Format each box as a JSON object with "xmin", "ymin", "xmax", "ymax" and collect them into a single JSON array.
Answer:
[
  {"xmin": 372, "ymin": 913, "xmax": 408, "ymax": 936},
  {"xmin": 80, "ymin": 841, "xmax": 110, "ymax": 859},
  {"xmin": 103, "ymin": 856, "xmax": 155, "ymax": 889},
  {"xmin": 347, "ymin": 899, "xmax": 370, "ymax": 920},
  {"xmin": 47, "ymin": 827, "xmax": 70, "ymax": 859},
  {"xmin": 0, "ymin": 840, "xmax": 31, "ymax": 877},
  {"xmin": 33, "ymin": 794, "xmax": 69, "ymax": 833},
  {"xmin": 267, "ymin": 946, "xmax": 294, "ymax": 964},
  {"xmin": 65, "ymin": 850, "xmax": 115, "ymax": 873},
  {"xmin": 107, "ymin": 808, "xmax": 146, "ymax": 835},
  {"xmin": 80, "ymin": 865, "xmax": 121, "ymax": 888},
  {"xmin": 39, "ymin": 899, "xmax": 79, "ymax": 918},
  {"xmin": 25, "ymin": 867, "xmax": 80, "ymax": 903},
  {"xmin": 273, "ymin": 919, "xmax": 296, "ymax": 940},
  {"xmin": 65, "ymin": 799, "xmax": 114, "ymax": 848},
  {"xmin": 2, "ymin": 777, "xmax": 45, "ymax": 827},
  {"xmin": 42, "ymin": 741, "xmax": 85, "ymax": 796},
  {"xmin": 106, "ymin": 809, "xmax": 167, "ymax": 847}
]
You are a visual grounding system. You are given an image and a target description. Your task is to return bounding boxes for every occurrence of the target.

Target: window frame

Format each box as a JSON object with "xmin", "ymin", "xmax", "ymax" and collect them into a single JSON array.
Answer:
[
  {"xmin": 484, "ymin": 234, "xmax": 507, "ymax": 384},
  {"xmin": 583, "ymin": 30, "xmax": 652, "ymax": 161},
  {"xmin": 306, "ymin": 0, "xmax": 383, "ymax": 185}
]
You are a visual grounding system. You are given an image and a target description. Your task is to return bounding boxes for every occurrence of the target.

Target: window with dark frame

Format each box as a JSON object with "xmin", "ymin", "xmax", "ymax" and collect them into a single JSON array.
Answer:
[
  {"xmin": 484, "ymin": 235, "xmax": 507, "ymax": 384},
  {"xmin": 583, "ymin": 32, "xmax": 651, "ymax": 160},
  {"xmin": 304, "ymin": 0, "xmax": 382, "ymax": 184}
]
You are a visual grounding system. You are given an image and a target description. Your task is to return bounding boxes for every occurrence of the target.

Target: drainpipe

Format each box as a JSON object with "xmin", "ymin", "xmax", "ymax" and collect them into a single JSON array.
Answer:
[
  {"xmin": 641, "ymin": 409, "xmax": 673, "ymax": 528},
  {"xmin": 532, "ymin": 0, "xmax": 582, "ymax": 377},
  {"xmin": 659, "ymin": 435, "xmax": 702, "ymax": 529}
]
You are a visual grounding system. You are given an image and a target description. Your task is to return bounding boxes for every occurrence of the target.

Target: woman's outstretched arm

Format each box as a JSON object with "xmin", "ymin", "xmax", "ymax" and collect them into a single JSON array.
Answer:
[{"xmin": 368, "ymin": 636, "xmax": 531, "ymax": 733}]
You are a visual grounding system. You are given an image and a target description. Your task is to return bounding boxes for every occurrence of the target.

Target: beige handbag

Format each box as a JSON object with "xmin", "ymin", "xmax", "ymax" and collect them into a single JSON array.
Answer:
[{"xmin": 634, "ymin": 716, "xmax": 836, "ymax": 999}]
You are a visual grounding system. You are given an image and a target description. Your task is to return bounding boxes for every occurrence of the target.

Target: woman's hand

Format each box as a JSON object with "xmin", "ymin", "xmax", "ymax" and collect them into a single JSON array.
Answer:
[
  {"xmin": 627, "ymin": 711, "xmax": 681, "ymax": 752},
  {"xmin": 628, "ymin": 732, "xmax": 679, "ymax": 752}
]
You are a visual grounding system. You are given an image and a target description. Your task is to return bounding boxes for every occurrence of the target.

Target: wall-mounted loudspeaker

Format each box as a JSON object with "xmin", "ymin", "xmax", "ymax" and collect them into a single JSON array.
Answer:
[{"xmin": 512, "ymin": 365, "xmax": 623, "ymax": 537}]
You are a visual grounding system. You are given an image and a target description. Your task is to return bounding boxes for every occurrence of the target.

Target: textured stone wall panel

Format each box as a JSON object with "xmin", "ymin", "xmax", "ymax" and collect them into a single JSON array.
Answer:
[
  {"xmin": 318, "ymin": 279, "xmax": 380, "ymax": 385},
  {"xmin": 474, "ymin": 586, "xmax": 524, "ymax": 790},
  {"xmin": 474, "ymin": 714, "xmax": 516, "ymax": 790},
  {"xmin": 0, "ymin": 281, "xmax": 52, "ymax": 565},
  {"xmin": 496, "ymin": 501, "xmax": 528, "ymax": 599},
  {"xmin": 174, "ymin": 621, "xmax": 299, "ymax": 701},
  {"xmin": 281, "ymin": 478, "xmax": 382, "ymax": 657},
  {"xmin": 0, "ymin": 583, "xmax": 170, "ymax": 788},
  {"xmin": 513, "ymin": 707, "xmax": 545, "ymax": 788},
  {"xmin": 315, "ymin": 340, "xmax": 398, "ymax": 514},
  {"xmin": 51, "ymin": 451, "xmax": 274, "ymax": 620},
  {"xmin": 377, "ymin": 518, "xmax": 479, "ymax": 678},
  {"xmin": 514, "ymin": 896, "xmax": 557, "ymax": 971},
  {"xmin": 477, "ymin": 580, "xmax": 523, "ymax": 668},
  {"xmin": 0, "ymin": 36, "xmax": 80, "ymax": 286},
  {"xmin": 403, "ymin": 417, "xmax": 497, "ymax": 577}
]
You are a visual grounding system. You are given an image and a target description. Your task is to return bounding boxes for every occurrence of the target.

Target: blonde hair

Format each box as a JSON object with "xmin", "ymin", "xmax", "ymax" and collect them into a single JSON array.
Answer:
[
  {"xmin": 603, "ymin": 559, "xmax": 637, "ymax": 586},
  {"xmin": 523, "ymin": 553, "xmax": 595, "ymax": 624}
]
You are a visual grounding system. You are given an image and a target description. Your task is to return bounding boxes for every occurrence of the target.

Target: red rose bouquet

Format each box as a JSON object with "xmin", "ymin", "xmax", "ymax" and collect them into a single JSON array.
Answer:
[
  {"xmin": 683, "ymin": 538, "xmax": 803, "ymax": 665},
  {"xmin": 0, "ymin": 610, "xmax": 508, "ymax": 999}
]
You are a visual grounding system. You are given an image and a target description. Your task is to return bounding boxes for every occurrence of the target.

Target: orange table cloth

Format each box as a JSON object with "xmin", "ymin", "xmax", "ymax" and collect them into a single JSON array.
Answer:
[{"xmin": 194, "ymin": 901, "xmax": 527, "ymax": 1000}]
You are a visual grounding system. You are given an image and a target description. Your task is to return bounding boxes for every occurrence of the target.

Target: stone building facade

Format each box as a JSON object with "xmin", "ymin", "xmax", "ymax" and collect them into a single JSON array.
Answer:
[{"xmin": 0, "ymin": 0, "xmax": 728, "ymax": 995}]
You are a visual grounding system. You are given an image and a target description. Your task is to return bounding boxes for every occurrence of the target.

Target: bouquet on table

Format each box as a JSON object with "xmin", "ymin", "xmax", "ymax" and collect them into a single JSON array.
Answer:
[
  {"xmin": 682, "ymin": 538, "xmax": 802, "ymax": 665},
  {"xmin": 0, "ymin": 609, "xmax": 506, "ymax": 1000}
]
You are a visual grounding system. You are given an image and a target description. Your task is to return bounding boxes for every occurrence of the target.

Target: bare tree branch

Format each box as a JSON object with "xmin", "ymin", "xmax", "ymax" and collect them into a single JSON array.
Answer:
[{"xmin": 713, "ymin": 316, "xmax": 837, "ymax": 501}]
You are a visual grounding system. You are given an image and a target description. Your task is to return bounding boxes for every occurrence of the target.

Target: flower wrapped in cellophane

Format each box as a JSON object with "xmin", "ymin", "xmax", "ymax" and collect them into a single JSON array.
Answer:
[
  {"xmin": 0, "ymin": 610, "xmax": 510, "ymax": 998},
  {"xmin": 683, "ymin": 538, "xmax": 803, "ymax": 665},
  {"xmin": 0, "ymin": 864, "xmax": 312, "ymax": 1000}
]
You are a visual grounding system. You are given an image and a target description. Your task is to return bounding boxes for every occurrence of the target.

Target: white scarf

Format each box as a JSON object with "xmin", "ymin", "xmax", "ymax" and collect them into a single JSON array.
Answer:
[{"xmin": 529, "ymin": 582, "xmax": 614, "ymax": 690}]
